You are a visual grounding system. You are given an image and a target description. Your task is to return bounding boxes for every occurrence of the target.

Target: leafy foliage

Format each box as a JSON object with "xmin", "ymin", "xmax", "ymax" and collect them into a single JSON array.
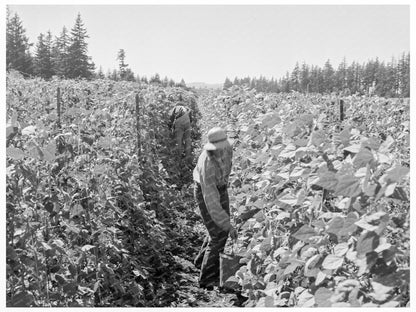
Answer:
[
  {"xmin": 200, "ymin": 86, "xmax": 409, "ymax": 307},
  {"xmin": 6, "ymin": 74, "xmax": 202, "ymax": 307},
  {"xmin": 6, "ymin": 75, "xmax": 410, "ymax": 308}
]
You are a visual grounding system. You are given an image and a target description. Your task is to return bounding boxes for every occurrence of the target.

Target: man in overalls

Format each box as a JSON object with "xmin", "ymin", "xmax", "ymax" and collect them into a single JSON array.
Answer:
[{"xmin": 168, "ymin": 102, "xmax": 192, "ymax": 161}]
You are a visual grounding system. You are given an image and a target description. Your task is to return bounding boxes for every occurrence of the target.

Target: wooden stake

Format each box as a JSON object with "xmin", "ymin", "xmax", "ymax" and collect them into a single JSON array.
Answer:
[
  {"xmin": 136, "ymin": 93, "xmax": 141, "ymax": 158},
  {"xmin": 340, "ymin": 99, "xmax": 344, "ymax": 121},
  {"xmin": 57, "ymin": 87, "xmax": 61, "ymax": 128}
]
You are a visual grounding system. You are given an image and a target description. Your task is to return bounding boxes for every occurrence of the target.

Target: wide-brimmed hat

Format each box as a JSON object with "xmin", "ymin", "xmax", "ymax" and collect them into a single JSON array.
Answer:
[{"xmin": 204, "ymin": 127, "xmax": 232, "ymax": 151}]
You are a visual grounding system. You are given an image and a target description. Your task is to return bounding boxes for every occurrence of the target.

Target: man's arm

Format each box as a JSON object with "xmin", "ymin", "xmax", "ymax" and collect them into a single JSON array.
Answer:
[
  {"xmin": 168, "ymin": 107, "xmax": 176, "ymax": 129},
  {"xmin": 200, "ymin": 160, "xmax": 232, "ymax": 232}
]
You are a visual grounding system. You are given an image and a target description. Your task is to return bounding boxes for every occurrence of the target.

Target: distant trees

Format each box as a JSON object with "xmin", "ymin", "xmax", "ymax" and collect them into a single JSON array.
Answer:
[
  {"xmin": 116, "ymin": 49, "xmax": 135, "ymax": 81},
  {"xmin": 224, "ymin": 53, "xmax": 410, "ymax": 98},
  {"xmin": 6, "ymin": 8, "xmax": 33, "ymax": 75},
  {"xmin": 52, "ymin": 27, "xmax": 70, "ymax": 77},
  {"xmin": 7, "ymin": 9, "xmax": 94, "ymax": 79},
  {"xmin": 66, "ymin": 13, "xmax": 95, "ymax": 79},
  {"xmin": 34, "ymin": 32, "xmax": 54, "ymax": 79}
]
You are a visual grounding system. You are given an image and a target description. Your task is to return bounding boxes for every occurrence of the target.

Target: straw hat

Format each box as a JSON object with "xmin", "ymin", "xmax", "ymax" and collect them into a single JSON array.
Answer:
[{"xmin": 204, "ymin": 127, "xmax": 232, "ymax": 151}]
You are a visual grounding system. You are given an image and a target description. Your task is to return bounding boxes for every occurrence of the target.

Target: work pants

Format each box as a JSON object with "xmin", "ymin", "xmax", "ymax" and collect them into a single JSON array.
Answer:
[
  {"xmin": 194, "ymin": 182, "xmax": 230, "ymax": 288},
  {"xmin": 173, "ymin": 114, "xmax": 191, "ymax": 159}
]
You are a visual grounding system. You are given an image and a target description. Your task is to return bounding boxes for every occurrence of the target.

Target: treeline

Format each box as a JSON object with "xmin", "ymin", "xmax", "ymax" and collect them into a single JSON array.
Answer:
[
  {"xmin": 6, "ymin": 8, "xmax": 186, "ymax": 86},
  {"xmin": 7, "ymin": 9, "xmax": 95, "ymax": 79},
  {"xmin": 224, "ymin": 54, "xmax": 410, "ymax": 97}
]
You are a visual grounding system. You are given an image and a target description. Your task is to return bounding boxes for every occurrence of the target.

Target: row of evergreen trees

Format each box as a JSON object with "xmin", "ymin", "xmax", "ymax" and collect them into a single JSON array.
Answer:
[
  {"xmin": 6, "ymin": 9, "xmax": 95, "ymax": 79},
  {"xmin": 6, "ymin": 8, "xmax": 187, "ymax": 86},
  {"xmin": 7, "ymin": 7, "xmax": 409, "ymax": 97},
  {"xmin": 224, "ymin": 53, "xmax": 410, "ymax": 97}
]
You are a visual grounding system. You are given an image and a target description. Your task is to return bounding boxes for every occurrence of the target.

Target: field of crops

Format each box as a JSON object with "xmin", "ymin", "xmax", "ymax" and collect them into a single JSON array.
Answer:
[
  {"xmin": 200, "ymin": 86, "xmax": 410, "ymax": 307},
  {"xmin": 6, "ymin": 73, "xmax": 410, "ymax": 307},
  {"xmin": 6, "ymin": 72, "xmax": 203, "ymax": 307}
]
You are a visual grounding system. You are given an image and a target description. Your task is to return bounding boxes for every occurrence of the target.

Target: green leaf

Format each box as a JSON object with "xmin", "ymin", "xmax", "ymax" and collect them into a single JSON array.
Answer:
[
  {"xmin": 22, "ymin": 125, "xmax": 36, "ymax": 136},
  {"xmin": 356, "ymin": 231, "xmax": 379, "ymax": 257},
  {"xmin": 373, "ymin": 269, "xmax": 409, "ymax": 287},
  {"xmin": 276, "ymin": 211, "xmax": 290, "ymax": 220},
  {"xmin": 93, "ymin": 164, "xmax": 107, "ymax": 175},
  {"xmin": 7, "ymin": 147, "xmax": 27, "ymax": 160},
  {"xmin": 63, "ymin": 282, "xmax": 78, "ymax": 297},
  {"xmin": 315, "ymin": 270, "xmax": 329, "ymax": 286},
  {"xmin": 327, "ymin": 216, "xmax": 344, "ymax": 235},
  {"xmin": 299, "ymin": 113, "xmax": 314, "ymax": 127},
  {"xmin": 284, "ymin": 261, "xmax": 302, "ymax": 275},
  {"xmin": 311, "ymin": 130, "xmax": 326, "ymax": 147},
  {"xmin": 133, "ymin": 269, "xmax": 148, "ymax": 279},
  {"xmin": 41, "ymin": 242, "xmax": 53, "ymax": 250},
  {"xmin": 11, "ymin": 291, "xmax": 35, "ymax": 307},
  {"xmin": 260, "ymin": 112, "xmax": 281, "ymax": 129},
  {"xmin": 337, "ymin": 279, "xmax": 360, "ymax": 292},
  {"xmin": 379, "ymin": 135, "xmax": 394, "ymax": 152},
  {"xmin": 81, "ymin": 245, "xmax": 95, "ymax": 252},
  {"xmin": 315, "ymin": 171, "xmax": 338, "ymax": 191},
  {"xmin": 355, "ymin": 219, "xmax": 378, "ymax": 232},
  {"xmin": 64, "ymin": 221, "xmax": 80, "ymax": 234},
  {"xmin": 333, "ymin": 242, "xmax": 349, "ymax": 257},
  {"xmin": 322, "ymin": 254, "xmax": 343, "ymax": 270},
  {"xmin": 389, "ymin": 186, "xmax": 408, "ymax": 201},
  {"xmin": 384, "ymin": 182, "xmax": 396, "ymax": 197},
  {"xmin": 369, "ymin": 281, "xmax": 394, "ymax": 302},
  {"xmin": 284, "ymin": 122, "xmax": 301, "ymax": 138},
  {"xmin": 256, "ymin": 296, "xmax": 275, "ymax": 307},
  {"xmin": 304, "ymin": 254, "xmax": 321, "ymax": 277},
  {"xmin": 292, "ymin": 225, "xmax": 316, "ymax": 242},
  {"xmin": 290, "ymin": 166, "xmax": 306, "ymax": 179},
  {"xmin": 42, "ymin": 140, "xmax": 56, "ymax": 163},
  {"xmin": 55, "ymin": 274, "xmax": 67, "ymax": 285},
  {"xmin": 334, "ymin": 175, "xmax": 361, "ymax": 197},
  {"xmin": 326, "ymin": 212, "xmax": 357, "ymax": 238},
  {"xmin": 362, "ymin": 137, "xmax": 381, "ymax": 150},
  {"xmin": 29, "ymin": 145, "xmax": 44, "ymax": 160},
  {"xmin": 353, "ymin": 147, "xmax": 374, "ymax": 168},
  {"xmin": 314, "ymin": 287, "xmax": 334, "ymax": 307},
  {"xmin": 7, "ymin": 245, "xmax": 18, "ymax": 260},
  {"xmin": 93, "ymin": 281, "xmax": 101, "ymax": 292},
  {"xmin": 380, "ymin": 165, "xmax": 409, "ymax": 184},
  {"xmin": 339, "ymin": 127, "xmax": 351, "ymax": 146},
  {"xmin": 260, "ymin": 235, "xmax": 272, "ymax": 253},
  {"xmin": 343, "ymin": 144, "xmax": 360, "ymax": 154},
  {"xmin": 294, "ymin": 138, "xmax": 309, "ymax": 147},
  {"xmin": 70, "ymin": 204, "xmax": 84, "ymax": 218},
  {"xmin": 355, "ymin": 212, "xmax": 388, "ymax": 232},
  {"xmin": 278, "ymin": 193, "xmax": 298, "ymax": 206},
  {"xmin": 98, "ymin": 136, "xmax": 112, "ymax": 149}
]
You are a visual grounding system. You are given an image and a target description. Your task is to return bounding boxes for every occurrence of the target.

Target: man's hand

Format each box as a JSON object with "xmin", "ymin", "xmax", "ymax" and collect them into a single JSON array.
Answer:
[{"xmin": 229, "ymin": 226, "xmax": 238, "ymax": 241}]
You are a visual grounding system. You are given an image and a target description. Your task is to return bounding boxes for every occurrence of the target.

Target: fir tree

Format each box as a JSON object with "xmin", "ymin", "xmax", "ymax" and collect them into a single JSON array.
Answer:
[
  {"xmin": 52, "ymin": 26, "xmax": 70, "ymax": 77},
  {"xmin": 34, "ymin": 31, "xmax": 54, "ymax": 79},
  {"xmin": 97, "ymin": 66, "xmax": 105, "ymax": 79},
  {"xmin": 6, "ymin": 9, "xmax": 33, "ymax": 75},
  {"xmin": 223, "ymin": 77, "xmax": 233, "ymax": 89},
  {"xmin": 322, "ymin": 59, "xmax": 335, "ymax": 93},
  {"xmin": 67, "ymin": 13, "xmax": 95, "ymax": 79},
  {"xmin": 150, "ymin": 73, "xmax": 161, "ymax": 84},
  {"xmin": 117, "ymin": 49, "xmax": 129, "ymax": 80}
]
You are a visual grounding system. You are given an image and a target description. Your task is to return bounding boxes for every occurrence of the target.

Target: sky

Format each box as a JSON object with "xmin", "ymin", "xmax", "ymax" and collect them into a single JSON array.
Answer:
[{"xmin": 5, "ymin": 4, "xmax": 411, "ymax": 84}]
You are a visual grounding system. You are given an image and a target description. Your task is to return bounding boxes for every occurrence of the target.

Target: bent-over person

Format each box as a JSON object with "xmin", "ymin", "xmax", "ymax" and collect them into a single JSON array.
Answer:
[
  {"xmin": 168, "ymin": 103, "xmax": 192, "ymax": 161},
  {"xmin": 193, "ymin": 127, "xmax": 238, "ymax": 290}
]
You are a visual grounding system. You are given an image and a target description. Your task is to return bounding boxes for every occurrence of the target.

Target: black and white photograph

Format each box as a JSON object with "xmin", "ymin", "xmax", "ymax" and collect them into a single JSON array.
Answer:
[{"xmin": 4, "ymin": 1, "xmax": 413, "ymax": 309}]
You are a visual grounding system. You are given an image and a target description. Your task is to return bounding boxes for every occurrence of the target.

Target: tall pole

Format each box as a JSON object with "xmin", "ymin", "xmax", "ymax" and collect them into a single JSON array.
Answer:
[
  {"xmin": 136, "ymin": 93, "xmax": 141, "ymax": 158},
  {"xmin": 57, "ymin": 87, "xmax": 61, "ymax": 128}
]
